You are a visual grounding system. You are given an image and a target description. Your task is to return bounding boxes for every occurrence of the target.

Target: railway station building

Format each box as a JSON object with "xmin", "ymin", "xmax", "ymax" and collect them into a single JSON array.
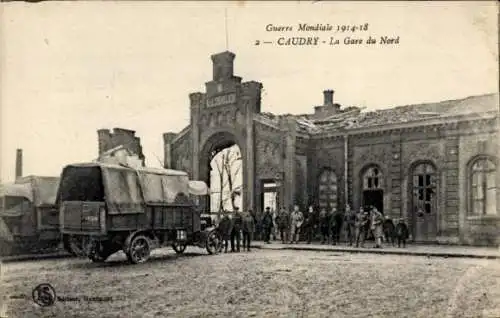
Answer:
[{"xmin": 160, "ymin": 51, "xmax": 499, "ymax": 246}]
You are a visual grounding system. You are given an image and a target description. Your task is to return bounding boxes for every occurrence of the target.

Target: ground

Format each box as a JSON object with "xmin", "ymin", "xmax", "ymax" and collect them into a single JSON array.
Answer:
[{"xmin": 1, "ymin": 248, "xmax": 500, "ymax": 318}]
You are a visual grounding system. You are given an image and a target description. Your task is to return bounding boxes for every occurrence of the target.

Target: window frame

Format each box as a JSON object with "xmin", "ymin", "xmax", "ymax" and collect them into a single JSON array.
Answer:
[
  {"xmin": 317, "ymin": 169, "xmax": 338, "ymax": 210},
  {"xmin": 467, "ymin": 155, "xmax": 498, "ymax": 219}
]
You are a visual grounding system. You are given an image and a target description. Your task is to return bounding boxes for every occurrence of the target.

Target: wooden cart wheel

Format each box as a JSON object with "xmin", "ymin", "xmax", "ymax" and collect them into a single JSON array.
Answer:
[
  {"xmin": 67, "ymin": 235, "xmax": 86, "ymax": 257},
  {"xmin": 172, "ymin": 241, "xmax": 187, "ymax": 254},
  {"xmin": 206, "ymin": 230, "xmax": 222, "ymax": 255},
  {"xmin": 126, "ymin": 235, "xmax": 151, "ymax": 264}
]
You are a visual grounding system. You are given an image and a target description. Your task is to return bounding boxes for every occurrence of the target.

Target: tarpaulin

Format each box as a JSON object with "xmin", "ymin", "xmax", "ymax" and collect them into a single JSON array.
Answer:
[
  {"xmin": 29, "ymin": 177, "xmax": 59, "ymax": 206},
  {"xmin": 101, "ymin": 167, "xmax": 144, "ymax": 214},
  {"xmin": 0, "ymin": 183, "xmax": 33, "ymax": 202},
  {"xmin": 137, "ymin": 171, "xmax": 190, "ymax": 204},
  {"xmin": 188, "ymin": 181, "xmax": 210, "ymax": 196}
]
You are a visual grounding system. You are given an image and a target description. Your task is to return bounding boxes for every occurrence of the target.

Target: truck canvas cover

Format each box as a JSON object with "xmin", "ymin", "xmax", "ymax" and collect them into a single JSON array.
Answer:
[
  {"xmin": 20, "ymin": 176, "xmax": 59, "ymax": 207},
  {"xmin": 0, "ymin": 183, "xmax": 33, "ymax": 217},
  {"xmin": 61, "ymin": 163, "xmax": 205, "ymax": 214}
]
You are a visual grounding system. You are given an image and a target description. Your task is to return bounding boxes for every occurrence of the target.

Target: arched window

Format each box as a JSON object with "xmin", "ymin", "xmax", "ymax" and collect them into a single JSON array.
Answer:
[
  {"xmin": 363, "ymin": 166, "xmax": 383, "ymax": 190},
  {"xmin": 318, "ymin": 169, "xmax": 338, "ymax": 210},
  {"xmin": 412, "ymin": 163, "xmax": 436, "ymax": 214},
  {"xmin": 469, "ymin": 157, "xmax": 497, "ymax": 215}
]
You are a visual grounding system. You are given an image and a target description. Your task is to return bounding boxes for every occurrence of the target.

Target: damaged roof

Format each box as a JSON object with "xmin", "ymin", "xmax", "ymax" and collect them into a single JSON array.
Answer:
[{"xmin": 260, "ymin": 93, "xmax": 499, "ymax": 134}]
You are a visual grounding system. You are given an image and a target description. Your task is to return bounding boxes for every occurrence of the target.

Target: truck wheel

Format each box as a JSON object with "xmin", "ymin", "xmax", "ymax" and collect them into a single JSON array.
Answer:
[
  {"xmin": 64, "ymin": 235, "xmax": 85, "ymax": 256},
  {"xmin": 172, "ymin": 241, "xmax": 187, "ymax": 254},
  {"xmin": 206, "ymin": 230, "xmax": 222, "ymax": 255},
  {"xmin": 126, "ymin": 235, "xmax": 151, "ymax": 264}
]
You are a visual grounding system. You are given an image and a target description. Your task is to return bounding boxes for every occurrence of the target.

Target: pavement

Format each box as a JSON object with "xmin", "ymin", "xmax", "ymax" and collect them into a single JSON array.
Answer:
[
  {"xmin": 250, "ymin": 240, "xmax": 500, "ymax": 259},
  {"xmin": 1, "ymin": 240, "xmax": 499, "ymax": 263}
]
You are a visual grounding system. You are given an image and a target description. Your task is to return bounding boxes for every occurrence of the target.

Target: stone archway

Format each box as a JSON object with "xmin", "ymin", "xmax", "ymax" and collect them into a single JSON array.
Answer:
[{"xmin": 199, "ymin": 131, "xmax": 245, "ymax": 214}]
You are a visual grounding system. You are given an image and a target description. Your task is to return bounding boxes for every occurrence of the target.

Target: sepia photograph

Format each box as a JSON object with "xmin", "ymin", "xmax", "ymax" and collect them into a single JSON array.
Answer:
[{"xmin": 0, "ymin": 1, "xmax": 499, "ymax": 317}]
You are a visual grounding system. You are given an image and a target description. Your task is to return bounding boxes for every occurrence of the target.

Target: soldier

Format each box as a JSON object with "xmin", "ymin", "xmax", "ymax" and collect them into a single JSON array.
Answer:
[
  {"xmin": 344, "ymin": 204, "xmax": 356, "ymax": 246},
  {"xmin": 276, "ymin": 208, "xmax": 290, "ymax": 244},
  {"xmin": 272, "ymin": 208, "xmax": 278, "ymax": 241},
  {"xmin": 261, "ymin": 207, "xmax": 274, "ymax": 244},
  {"xmin": 355, "ymin": 208, "xmax": 369, "ymax": 248},
  {"xmin": 395, "ymin": 218, "xmax": 409, "ymax": 248},
  {"xmin": 218, "ymin": 210, "xmax": 232, "ymax": 253},
  {"xmin": 318, "ymin": 207, "xmax": 329, "ymax": 244},
  {"xmin": 242, "ymin": 209, "xmax": 255, "ymax": 252},
  {"xmin": 304, "ymin": 206, "xmax": 316, "ymax": 244},
  {"xmin": 382, "ymin": 216, "xmax": 396, "ymax": 247},
  {"xmin": 230, "ymin": 207, "xmax": 243, "ymax": 252},
  {"xmin": 327, "ymin": 207, "xmax": 337, "ymax": 245},
  {"xmin": 334, "ymin": 206, "xmax": 344, "ymax": 244},
  {"xmin": 371, "ymin": 207, "xmax": 384, "ymax": 248},
  {"xmin": 290, "ymin": 205, "xmax": 304, "ymax": 244}
]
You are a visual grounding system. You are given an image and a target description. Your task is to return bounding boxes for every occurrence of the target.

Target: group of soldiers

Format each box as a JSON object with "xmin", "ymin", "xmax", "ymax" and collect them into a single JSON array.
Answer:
[{"xmin": 216, "ymin": 204, "xmax": 410, "ymax": 251}]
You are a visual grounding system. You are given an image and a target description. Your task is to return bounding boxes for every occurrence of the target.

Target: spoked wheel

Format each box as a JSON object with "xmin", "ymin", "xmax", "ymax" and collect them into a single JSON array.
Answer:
[
  {"xmin": 126, "ymin": 235, "xmax": 151, "ymax": 264},
  {"xmin": 64, "ymin": 235, "xmax": 86, "ymax": 257},
  {"xmin": 206, "ymin": 230, "xmax": 222, "ymax": 255},
  {"xmin": 172, "ymin": 241, "xmax": 187, "ymax": 254}
]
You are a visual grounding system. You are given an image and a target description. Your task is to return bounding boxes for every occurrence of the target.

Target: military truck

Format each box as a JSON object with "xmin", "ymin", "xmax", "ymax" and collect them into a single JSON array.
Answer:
[
  {"xmin": 0, "ymin": 176, "xmax": 60, "ymax": 256},
  {"xmin": 58, "ymin": 162, "xmax": 222, "ymax": 264}
]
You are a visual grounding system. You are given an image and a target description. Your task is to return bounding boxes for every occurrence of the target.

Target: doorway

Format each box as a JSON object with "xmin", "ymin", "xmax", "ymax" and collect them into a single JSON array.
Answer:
[
  {"xmin": 411, "ymin": 162, "xmax": 437, "ymax": 243},
  {"xmin": 362, "ymin": 190, "xmax": 384, "ymax": 214},
  {"xmin": 261, "ymin": 181, "xmax": 277, "ymax": 212}
]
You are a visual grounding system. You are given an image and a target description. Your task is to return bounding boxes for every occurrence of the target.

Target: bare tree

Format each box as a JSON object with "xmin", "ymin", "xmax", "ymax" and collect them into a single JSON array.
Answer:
[
  {"xmin": 211, "ymin": 146, "xmax": 242, "ymax": 213},
  {"xmin": 213, "ymin": 152, "xmax": 225, "ymax": 213},
  {"xmin": 222, "ymin": 147, "xmax": 242, "ymax": 210}
]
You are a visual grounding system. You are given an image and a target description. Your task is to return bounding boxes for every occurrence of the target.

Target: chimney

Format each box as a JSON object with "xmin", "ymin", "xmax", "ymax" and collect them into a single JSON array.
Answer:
[
  {"xmin": 15, "ymin": 149, "xmax": 23, "ymax": 179},
  {"xmin": 323, "ymin": 90, "xmax": 334, "ymax": 106}
]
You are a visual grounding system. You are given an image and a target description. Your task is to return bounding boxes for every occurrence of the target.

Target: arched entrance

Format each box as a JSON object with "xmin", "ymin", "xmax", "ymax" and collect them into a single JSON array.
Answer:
[
  {"xmin": 410, "ymin": 161, "xmax": 438, "ymax": 242},
  {"xmin": 361, "ymin": 165, "xmax": 384, "ymax": 213},
  {"xmin": 199, "ymin": 131, "xmax": 244, "ymax": 217}
]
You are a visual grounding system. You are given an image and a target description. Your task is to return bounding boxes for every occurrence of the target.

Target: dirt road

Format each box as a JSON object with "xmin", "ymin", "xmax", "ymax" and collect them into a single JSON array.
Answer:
[{"xmin": 1, "ymin": 248, "xmax": 499, "ymax": 317}]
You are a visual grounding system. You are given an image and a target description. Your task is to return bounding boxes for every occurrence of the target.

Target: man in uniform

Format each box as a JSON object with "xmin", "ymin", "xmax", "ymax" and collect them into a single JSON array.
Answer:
[
  {"xmin": 290, "ymin": 205, "xmax": 304, "ymax": 244},
  {"xmin": 355, "ymin": 208, "xmax": 369, "ymax": 248},
  {"xmin": 382, "ymin": 215, "xmax": 396, "ymax": 247},
  {"xmin": 344, "ymin": 204, "xmax": 356, "ymax": 246},
  {"xmin": 242, "ymin": 209, "xmax": 255, "ymax": 252},
  {"xmin": 395, "ymin": 218, "xmax": 409, "ymax": 248},
  {"xmin": 230, "ymin": 207, "xmax": 243, "ymax": 252},
  {"xmin": 371, "ymin": 207, "xmax": 384, "ymax": 248},
  {"xmin": 318, "ymin": 207, "xmax": 329, "ymax": 244},
  {"xmin": 218, "ymin": 210, "xmax": 232, "ymax": 253},
  {"xmin": 276, "ymin": 207, "xmax": 290, "ymax": 244},
  {"xmin": 304, "ymin": 205, "xmax": 316, "ymax": 244},
  {"xmin": 261, "ymin": 207, "xmax": 274, "ymax": 244}
]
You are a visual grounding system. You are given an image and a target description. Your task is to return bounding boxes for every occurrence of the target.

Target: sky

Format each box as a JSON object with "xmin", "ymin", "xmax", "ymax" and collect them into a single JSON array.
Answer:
[{"xmin": 1, "ymin": 1, "xmax": 498, "ymax": 183}]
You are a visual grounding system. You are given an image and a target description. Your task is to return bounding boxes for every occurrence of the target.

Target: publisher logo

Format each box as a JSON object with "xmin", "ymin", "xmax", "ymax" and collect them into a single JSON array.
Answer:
[{"xmin": 32, "ymin": 283, "xmax": 56, "ymax": 307}]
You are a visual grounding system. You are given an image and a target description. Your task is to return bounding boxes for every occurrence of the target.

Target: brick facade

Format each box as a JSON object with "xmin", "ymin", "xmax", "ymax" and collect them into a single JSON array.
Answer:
[{"xmin": 163, "ymin": 51, "xmax": 500, "ymax": 246}]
